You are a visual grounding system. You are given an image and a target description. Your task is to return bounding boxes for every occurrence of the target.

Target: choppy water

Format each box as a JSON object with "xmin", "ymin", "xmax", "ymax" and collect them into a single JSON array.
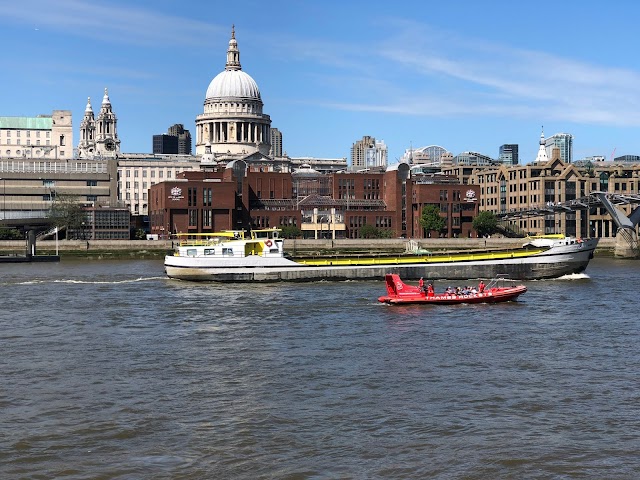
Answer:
[{"xmin": 1, "ymin": 257, "xmax": 639, "ymax": 479}]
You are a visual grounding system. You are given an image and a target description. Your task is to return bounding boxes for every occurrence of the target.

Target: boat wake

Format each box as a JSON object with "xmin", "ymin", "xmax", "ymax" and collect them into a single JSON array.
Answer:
[
  {"xmin": 553, "ymin": 272, "xmax": 590, "ymax": 281},
  {"xmin": 11, "ymin": 277, "xmax": 166, "ymax": 286}
]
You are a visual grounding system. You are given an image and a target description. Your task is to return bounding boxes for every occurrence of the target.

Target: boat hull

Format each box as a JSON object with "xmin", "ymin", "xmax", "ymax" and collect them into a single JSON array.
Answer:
[
  {"xmin": 378, "ymin": 273, "xmax": 527, "ymax": 305},
  {"xmin": 378, "ymin": 286, "xmax": 527, "ymax": 305},
  {"xmin": 164, "ymin": 238, "xmax": 597, "ymax": 282}
]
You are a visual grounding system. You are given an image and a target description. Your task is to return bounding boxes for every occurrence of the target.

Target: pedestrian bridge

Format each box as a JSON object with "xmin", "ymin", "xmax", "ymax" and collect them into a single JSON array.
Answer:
[{"xmin": 496, "ymin": 191, "xmax": 640, "ymax": 257}]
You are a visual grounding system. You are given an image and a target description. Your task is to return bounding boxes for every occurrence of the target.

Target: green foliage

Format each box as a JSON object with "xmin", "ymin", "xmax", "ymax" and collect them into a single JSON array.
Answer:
[
  {"xmin": 419, "ymin": 204, "xmax": 446, "ymax": 234},
  {"xmin": 358, "ymin": 224, "xmax": 393, "ymax": 239},
  {"xmin": 47, "ymin": 194, "xmax": 87, "ymax": 235},
  {"xmin": 472, "ymin": 210, "xmax": 498, "ymax": 237},
  {"xmin": 359, "ymin": 224, "xmax": 378, "ymax": 239},
  {"xmin": 377, "ymin": 228, "xmax": 394, "ymax": 239},
  {"xmin": 134, "ymin": 228, "xmax": 147, "ymax": 240},
  {"xmin": 279, "ymin": 225, "xmax": 302, "ymax": 239},
  {"xmin": 0, "ymin": 227, "xmax": 23, "ymax": 240}
]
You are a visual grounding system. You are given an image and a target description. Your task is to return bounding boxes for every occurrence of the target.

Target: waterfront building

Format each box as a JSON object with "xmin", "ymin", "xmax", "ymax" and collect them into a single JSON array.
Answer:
[
  {"xmin": 0, "ymin": 158, "xmax": 117, "ymax": 231},
  {"xmin": 545, "ymin": 132, "xmax": 573, "ymax": 163},
  {"xmin": 116, "ymin": 153, "xmax": 201, "ymax": 217},
  {"xmin": 149, "ymin": 158, "xmax": 482, "ymax": 240},
  {"xmin": 195, "ymin": 27, "xmax": 272, "ymax": 163},
  {"xmin": 350, "ymin": 136, "xmax": 388, "ymax": 170},
  {"xmin": 442, "ymin": 130, "xmax": 640, "ymax": 239},
  {"xmin": 498, "ymin": 144, "xmax": 519, "ymax": 165},
  {"xmin": 0, "ymin": 110, "xmax": 73, "ymax": 160}
]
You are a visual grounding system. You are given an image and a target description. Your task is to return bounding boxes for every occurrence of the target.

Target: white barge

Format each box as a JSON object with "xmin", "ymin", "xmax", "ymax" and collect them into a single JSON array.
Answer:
[{"xmin": 164, "ymin": 229, "xmax": 598, "ymax": 282}]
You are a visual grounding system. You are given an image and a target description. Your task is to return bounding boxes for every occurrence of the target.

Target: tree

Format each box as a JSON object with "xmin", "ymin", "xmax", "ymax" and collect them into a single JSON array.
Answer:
[
  {"xmin": 473, "ymin": 210, "xmax": 498, "ymax": 237},
  {"xmin": 0, "ymin": 228, "xmax": 22, "ymax": 240},
  {"xmin": 47, "ymin": 194, "xmax": 87, "ymax": 238},
  {"xmin": 359, "ymin": 224, "xmax": 378, "ymax": 239},
  {"xmin": 280, "ymin": 225, "xmax": 302, "ymax": 239},
  {"xmin": 419, "ymin": 204, "xmax": 446, "ymax": 236}
]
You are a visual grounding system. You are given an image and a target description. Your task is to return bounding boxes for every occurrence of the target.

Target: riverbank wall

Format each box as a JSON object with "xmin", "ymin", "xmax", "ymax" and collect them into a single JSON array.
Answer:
[{"xmin": 0, "ymin": 237, "xmax": 619, "ymax": 259}]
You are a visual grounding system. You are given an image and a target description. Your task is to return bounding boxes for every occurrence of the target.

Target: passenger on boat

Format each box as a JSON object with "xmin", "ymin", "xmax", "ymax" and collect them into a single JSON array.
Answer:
[
  {"xmin": 445, "ymin": 286, "xmax": 454, "ymax": 295},
  {"xmin": 455, "ymin": 287, "xmax": 461, "ymax": 295},
  {"xmin": 478, "ymin": 280, "xmax": 485, "ymax": 293},
  {"xmin": 427, "ymin": 283, "xmax": 434, "ymax": 297},
  {"xmin": 418, "ymin": 277, "xmax": 425, "ymax": 292}
]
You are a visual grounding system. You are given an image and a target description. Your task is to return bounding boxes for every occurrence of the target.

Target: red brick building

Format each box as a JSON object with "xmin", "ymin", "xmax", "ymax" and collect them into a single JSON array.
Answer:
[{"xmin": 149, "ymin": 161, "xmax": 479, "ymax": 239}]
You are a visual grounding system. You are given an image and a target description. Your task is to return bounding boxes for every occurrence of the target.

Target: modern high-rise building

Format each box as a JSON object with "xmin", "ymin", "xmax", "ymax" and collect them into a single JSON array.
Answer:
[
  {"xmin": 153, "ymin": 134, "xmax": 179, "ymax": 154},
  {"xmin": 168, "ymin": 124, "xmax": 192, "ymax": 155},
  {"xmin": 270, "ymin": 128, "xmax": 283, "ymax": 157},
  {"xmin": 545, "ymin": 133, "xmax": 573, "ymax": 163},
  {"xmin": 498, "ymin": 144, "xmax": 519, "ymax": 165},
  {"xmin": 350, "ymin": 136, "xmax": 388, "ymax": 169},
  {"xmin": 153, "ymin": 124, "xmax": 192, "ymax": 155}
]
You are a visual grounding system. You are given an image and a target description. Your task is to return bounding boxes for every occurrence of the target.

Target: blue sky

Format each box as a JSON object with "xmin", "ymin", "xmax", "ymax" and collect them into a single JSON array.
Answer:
[{"xmin": 3, "ymin": 0, "xmax": 640, "ymax": 163}]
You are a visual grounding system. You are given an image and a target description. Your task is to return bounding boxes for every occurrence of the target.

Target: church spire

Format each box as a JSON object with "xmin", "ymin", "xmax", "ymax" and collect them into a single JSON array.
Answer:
[
  {"xmin": 535, "ymin": 126, "xmax": 549, "ymax": 163},
  {"xmin": 225, "ymin": 25, "xmax": 241, "ymax": 71},
  {"xmin": 102, "ymin": 87, "xmax": 111, "ymax": 106}
]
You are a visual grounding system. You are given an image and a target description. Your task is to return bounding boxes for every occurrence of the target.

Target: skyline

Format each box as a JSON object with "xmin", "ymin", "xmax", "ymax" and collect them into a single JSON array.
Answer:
[{"xmin": 3, "ymin": 1, "xmax": 640, "ymax": 164}]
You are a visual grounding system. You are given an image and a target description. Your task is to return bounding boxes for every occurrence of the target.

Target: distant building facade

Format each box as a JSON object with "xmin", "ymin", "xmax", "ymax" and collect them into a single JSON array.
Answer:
[
  {"xmin": 498, "ymin": 144, "xmax": 519, "ymax": 165},
  {"xmin": 545, "ymin": 132, "xmax": 573, "ymax": 163},
  {"xmin": 270, "ymin": 128, "xmax": 283, "ymax": 157},
  {"xmin": 153, "ymin": 124, "xmax": 192, "ymax": 155},
  {"xmin": 350, "ymin": 136, "xmax": 388, "ymax": 170},
  {"xmin": 401, "ymin": 145, "xmax": 450, "ymax": 165},
  {"xmin": 454, "ymin": 151, "xmax": 494, "ymax": 166},
  {"xmin": 153, "ymin": 134, "xmax": 178, "ymax": 155},
  {"xmin": 0, "ymin": 110, "xmax": 73, "ymax": 159},
  {"xmin": 77, "ymin": 89, "xmax": 120, "ymax": 159}
]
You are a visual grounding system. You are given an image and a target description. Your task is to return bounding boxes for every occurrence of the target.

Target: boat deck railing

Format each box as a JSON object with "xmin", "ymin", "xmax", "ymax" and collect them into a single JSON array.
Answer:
[{"xmin": 296, "ymin": 248, "xmax": 548, "ymax": 266}]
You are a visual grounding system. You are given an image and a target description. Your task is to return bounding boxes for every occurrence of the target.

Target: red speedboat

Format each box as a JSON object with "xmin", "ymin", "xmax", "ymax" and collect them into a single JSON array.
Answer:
[{"xmin": 378, "ymin": 274, "xmax": 527, "ymax": 305}]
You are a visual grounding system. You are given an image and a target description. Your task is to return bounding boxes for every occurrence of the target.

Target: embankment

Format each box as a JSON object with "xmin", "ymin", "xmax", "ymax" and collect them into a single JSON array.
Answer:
[{"xmin": 0, "ymin": 237, "xmax": 618, "ymax": 259}]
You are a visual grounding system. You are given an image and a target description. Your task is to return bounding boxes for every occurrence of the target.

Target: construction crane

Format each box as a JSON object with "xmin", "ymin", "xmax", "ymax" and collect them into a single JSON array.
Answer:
[{"xmin": 610, "ymin": 147, "xmax": 617, "ymax": 162}]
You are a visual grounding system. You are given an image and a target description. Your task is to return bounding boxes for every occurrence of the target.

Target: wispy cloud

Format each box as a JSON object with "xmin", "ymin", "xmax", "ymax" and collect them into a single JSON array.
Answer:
[
  {"xmin": 270, "ymin": 18, "xmax": 640, "ymax": 127},
  {"xmin": 3, "ymin": 0, "xmax": 221, "ymax": 46}
]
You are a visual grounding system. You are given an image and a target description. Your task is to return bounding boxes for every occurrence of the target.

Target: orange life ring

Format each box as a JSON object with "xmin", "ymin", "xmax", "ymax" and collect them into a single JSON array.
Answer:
[{"xmin": 265, "ymin": 240, "xmax": 273, "ymax": 247}]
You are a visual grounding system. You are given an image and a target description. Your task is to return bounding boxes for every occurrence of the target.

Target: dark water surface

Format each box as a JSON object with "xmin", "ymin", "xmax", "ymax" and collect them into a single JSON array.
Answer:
[{"xmin": 1, "ymin": 257, "xmax": 639, "ymax": 479}]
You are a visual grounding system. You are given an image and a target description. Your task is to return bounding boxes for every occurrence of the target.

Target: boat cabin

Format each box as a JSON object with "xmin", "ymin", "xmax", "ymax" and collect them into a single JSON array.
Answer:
[{"xmin": 172, "ymin": 228, "xmax": 283, "ymax": 259}]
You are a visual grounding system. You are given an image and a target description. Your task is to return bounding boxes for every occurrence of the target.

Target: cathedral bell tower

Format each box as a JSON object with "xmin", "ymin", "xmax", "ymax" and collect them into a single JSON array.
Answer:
[
  {"xmin": 77, "ymin": 97, "xmax": 96, "ymax": 159},
  {"xmin": 95, "ymin": 88, "xmax": 120, "ymax": 158}
]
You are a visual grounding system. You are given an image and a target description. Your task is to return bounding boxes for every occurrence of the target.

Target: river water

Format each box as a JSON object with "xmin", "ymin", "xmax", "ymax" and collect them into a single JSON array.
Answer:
[{"xmin": 1, "ymin": 257, "xmax": 639, "ymax": 479}]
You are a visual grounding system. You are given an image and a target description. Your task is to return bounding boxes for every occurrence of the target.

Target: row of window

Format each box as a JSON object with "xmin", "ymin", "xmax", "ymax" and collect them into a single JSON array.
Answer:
[
  {"xmin": 1, "ymin": 139, "xmax": 51, "ymax": 146},
  {"xmin": 123, "ymin": 181, "xmax": 154, "ymax": 190},
  {"xmin": 0, "ymin": 130, "xmax": 50, "ymax": 138},
  {"xmin": 125, "ymin": 192, "xmax": 148, "ymax": 201},
  {"xmin": 121, "ymin": 169, "xmax": 175, "ymax": 178}
]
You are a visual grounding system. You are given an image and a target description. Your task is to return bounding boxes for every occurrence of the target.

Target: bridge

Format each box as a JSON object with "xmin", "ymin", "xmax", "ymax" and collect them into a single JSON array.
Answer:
[{"xmin": 496, "ymin": 191, "xmax": 640, "ymax": 257}]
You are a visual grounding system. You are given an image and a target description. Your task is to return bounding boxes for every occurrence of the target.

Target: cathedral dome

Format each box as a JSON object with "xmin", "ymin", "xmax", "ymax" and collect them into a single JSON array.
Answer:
[{"xmin": 205, "ymin": 70, "xmax": 261, "ymax": 101}]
